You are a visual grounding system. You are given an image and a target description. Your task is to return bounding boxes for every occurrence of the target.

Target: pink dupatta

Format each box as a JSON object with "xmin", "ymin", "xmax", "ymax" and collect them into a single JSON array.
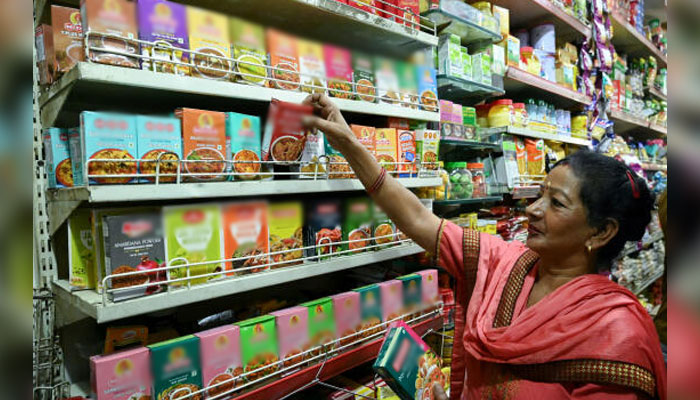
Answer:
[{"xmin": 436, "ymin": 220, "xmax": 666, "ymax": 399}]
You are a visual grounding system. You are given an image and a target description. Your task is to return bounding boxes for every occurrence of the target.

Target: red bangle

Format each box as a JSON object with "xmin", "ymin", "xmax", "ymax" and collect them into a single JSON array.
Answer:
[{"xmin": 367, "ymin": 167, "xmax": 387, "ymax": 195}]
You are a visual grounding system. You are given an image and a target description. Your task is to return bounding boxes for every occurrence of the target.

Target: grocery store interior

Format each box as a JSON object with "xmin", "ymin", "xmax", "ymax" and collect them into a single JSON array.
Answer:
[{"xmin": 32, "ymin": 0, "xmax": 668, "ymax": 399}]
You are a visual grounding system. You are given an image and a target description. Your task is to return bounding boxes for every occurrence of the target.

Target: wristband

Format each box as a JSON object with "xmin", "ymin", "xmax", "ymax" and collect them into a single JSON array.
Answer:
[{"xmin": 367, "ymin": 167, "xmax": 387, "ymax": 195}]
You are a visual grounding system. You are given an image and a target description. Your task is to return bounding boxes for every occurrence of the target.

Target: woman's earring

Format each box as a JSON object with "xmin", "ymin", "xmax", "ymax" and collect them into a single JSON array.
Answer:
[{"xmin": 587, "ymin": 244, "xmax": 592, "ymax": 253}]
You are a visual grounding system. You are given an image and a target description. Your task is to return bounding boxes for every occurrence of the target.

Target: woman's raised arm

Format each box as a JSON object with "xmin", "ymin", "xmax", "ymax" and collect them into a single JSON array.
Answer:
[{"xmin": 302, "ymin": 93, "xmax": 442, "ymax": 254}]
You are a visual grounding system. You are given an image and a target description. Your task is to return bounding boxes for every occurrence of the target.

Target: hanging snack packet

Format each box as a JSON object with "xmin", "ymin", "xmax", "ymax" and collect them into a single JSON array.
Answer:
[{"xmin": 525, "ymin": 138, "xmax": 544, "ymax": 178}]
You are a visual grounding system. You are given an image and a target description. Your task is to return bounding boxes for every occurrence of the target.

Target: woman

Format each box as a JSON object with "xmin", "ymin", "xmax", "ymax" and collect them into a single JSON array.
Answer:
[{"xmin": 302, "ymin": 94, "xmax": 666, "ymax": 399}]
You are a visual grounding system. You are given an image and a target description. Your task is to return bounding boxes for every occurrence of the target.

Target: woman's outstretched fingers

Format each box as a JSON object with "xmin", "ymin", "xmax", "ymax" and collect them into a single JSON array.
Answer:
[{"xmin": 433, "ymin": 382, "xmax": 448, "ymax": 400}]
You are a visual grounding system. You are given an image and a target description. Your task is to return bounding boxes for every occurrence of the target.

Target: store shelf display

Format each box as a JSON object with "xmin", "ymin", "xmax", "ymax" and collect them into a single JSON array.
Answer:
[
  {"xmin": 610, "ymin": 10, "xmax": 667, "ymax": 66},
  {"xmin": 423, "ymin": 0, "xmax": 503, "ymax": 44},
  {"xmin": 478, "ymin": 126, "xmax": 591, "ymax": 146},
  {"xmin": 505, "ymin": 67, "xmax": 592, "ymax": 107},
  {"xmin": 613, "ymin": 240, "xmax": 665, "ymax": 295},
  {"xmin": 489, "ymin": 0, "xmax": 591, "ymax": 38}
]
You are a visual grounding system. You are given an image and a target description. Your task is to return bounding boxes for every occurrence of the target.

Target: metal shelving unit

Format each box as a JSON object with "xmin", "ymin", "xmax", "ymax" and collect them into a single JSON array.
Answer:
[
  {"xmin": 437, "ymin": 74, "xmax": 505, "ymax": 102},
  {"xmin": 610, "ymin": 109, "xmax": 667, "ymax": 136},
  {"xmin": 490, "ymin": 0, "xmax": 591, "ymax": 39},
  {"xmin": 423, "ymin": 8, "xmax": 502, "ymax": 45},
  {"xmin": 633, "ymin": 268, "xmax": 665, "ymax": 295}
]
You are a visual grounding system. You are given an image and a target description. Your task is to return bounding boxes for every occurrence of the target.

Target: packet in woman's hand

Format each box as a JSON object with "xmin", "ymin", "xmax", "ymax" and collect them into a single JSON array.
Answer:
[{"xmin": 262, "ymin": 99, "xmax": 314, "ymax": 166}]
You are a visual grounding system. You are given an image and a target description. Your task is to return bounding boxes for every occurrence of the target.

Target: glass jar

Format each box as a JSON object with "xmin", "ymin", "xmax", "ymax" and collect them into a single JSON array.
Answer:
[
  {"xmin": 436, "ymin": 161, "xmax": 449, "ymax": 200},
  {"xmin": 446, "ymin": 162, "xmax": 473, "ymax": 200},
  {"xmin": 537, "ymin": 100, "xmax": 549, "ymax": 123},
  {"xmin": 467, "ymin": 162, "xmax": 486, "ymax": 198},
  {"xmin": 488, "ymin": 99, "xmax": 513, "ymax": 127},
  {"xmin": 572, "ymin": 112, "xmax": 588, "ymax": 138},
  {"xmin": 525, "ymin": 99, "xmax": 539, "ymax": 123},
  {"xmin": 475, "ymin": 104, "xmax": 491, "ymax": 128},
  {"xmin": 512, "ymin": 103, "xmax": 527, "ymax": 127}
]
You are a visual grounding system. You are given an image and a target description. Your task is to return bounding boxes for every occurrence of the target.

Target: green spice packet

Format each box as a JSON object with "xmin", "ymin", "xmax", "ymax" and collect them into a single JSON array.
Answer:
[
  {"xmin": 68, "ymin": 209, "xmax": 97, "ymax": 289},
  {"xmin": 398, "ymin": 274, "xmax": 422, "ymax": 317},
  {"xmin": 373, "ymin": 322, "xmax": 444, "ymax": 400},
  {"xmin": 148, "ymin": 335, "xmax": 202, "ymax": 400},
  {"xmin": 343, "ymin": 197, "xmax": 373, "ymax": 253},
  {"xmin": 236, "ymin": 315, "xmax": 279, "ymax": 382},
  {"xmin": 301, "ymin": 298, "xmax": 337, "ymax": 350},
  {"xmin": 352, "ymin": 52, "xmax": 376, "ymax": 103}
]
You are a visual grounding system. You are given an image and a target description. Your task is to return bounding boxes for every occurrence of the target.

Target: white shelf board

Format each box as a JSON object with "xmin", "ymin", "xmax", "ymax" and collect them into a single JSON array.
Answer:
[
  {"xmin": 478, "ymin": 126, "xmax": 591, "ymax": 146},
  {"xmin": 39, "ymin": 63, "xmax": 440, "ymax": 127},
  {"xmin": 52, "ymin": 243, "xmax": 425, "ymax": 324},
  {"xmin": 48, "ymin": 177, "xmax": 441, "ymax": 203}
]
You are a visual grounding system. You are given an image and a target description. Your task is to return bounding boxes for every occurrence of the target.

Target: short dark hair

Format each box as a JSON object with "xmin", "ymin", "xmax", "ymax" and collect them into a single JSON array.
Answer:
[{"xmin": 553, "ymin": 150, "xmax": 655, "ymax": 268}]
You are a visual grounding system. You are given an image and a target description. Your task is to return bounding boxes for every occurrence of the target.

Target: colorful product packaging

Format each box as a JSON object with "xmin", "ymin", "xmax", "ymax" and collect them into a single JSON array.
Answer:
[
  {"xmin": 136, "ymin": 115, "xmax": 182, "ymax": 183},
  {"xmin": 221, "ymin": 201, "xmax": 269, "ymax": 276},
  {"xmin": 379, "ymin": 280, "xmax": 403, "ymax": 322},
  {"xmin": 324, "ymin": 138, "xmax": 354, "ymax": 179},
  {"xmin": 81, "ymin": 0, "xmax": 139, "ymax": 68},
  {"xmin": 416, "ymin": 65, "xmax": 438, "ymax": 112},
  {"xmin": 383, "ymin": 0, "xmax": 420, "ymax": 29},
  {"xmin": 503, "ymin": 34, "xmax": 521, "ymax": 67},
  {"xmin": 373, "ymin": 322, "xmax": 445, "ymax": 400},
  {"xmin": 103, "ymin": 325, "xmax": 148, "ymax": 354},
  {"xmin": 235, "ymin": 315, "xmax": 279, "ymax": 382},
  {"xmin": 491, "ymin": 44, "xmax": 506, "ymax": 76},
  {"xmin": 374, "ymin": 57, "xmax": 401, "ymax": 105},
  {"xmin": 324, "ymin": 44, "xmax": 353, "ymax": 99},
  {"xmin": 461, "ymin": 48, "xmax": 473, "ymax": 80},
  {"xmin": 354, "ymin": 284, "xmax": 383, "ymax": 337},
  {"xmin": 226, "ymin": 112, "xmax": 261, "ymax": 180},
  {"xmin": 68, "ymin": 127, "xmax": 84, "ymax": 186},
  {"xmin": 438, "ymin": 34, "xmax": 462, "ymax": 79},
  {"xmin": 373, "ymin": 202, "xmax": 396, "ymax": 247},
  {"xmin": 148, "ymin": 335, "xmax": 203, "ymax": 400},
  {"xmin": 271, "ymin": 306, "xmax": 310, "ymax": 368},
  {"xmin": 396, "ymin": 61, "xmax": 418, "ymax": 109},
  {"xmin": 343, "ymin": 197, "xmax": 373, "ymax": 253},
  {"xmin": 397, "ymin": 130, "xmax": 416, "ymax": 178},
  {"xmin": 68, "ymin": 209, "xmax": 97, "ymax": 290},
  {"xmin": 268, "ymin": 201, "xmax": 304, "ymax": 268},
  {"xmin": 492, "ymin": 5, "xmax": 510, "ymax": 36},
  {"xmin": 79, "ymin": 112, "xmax": 138, "ymax": 185},
  {"xmin": 187, "ymin": 6, "xmax": 231, "ymax": 80},
  {"xmin": 515, "ymin": 137, "xmax": 527, "ymax": 176},
  {"xmin": 416, "ymin": 269, "xmax": 439, "ymax": 306},
  {"xmin": 163, "ymin": 203, "xmax": 224, "ymax": 286},
  {"xmin": 195, "ymin": 325, "xmax": 243, "ymax": 398},
  {"xmin": 176, "ymin": 108, "xmax": 227, "ymax": 181},
  {"xmin": 230, "ymin": 16, "xmax": 267, "ymax": 86},
  {"xmin": 331, "ymin": 292, "xmax": 362, "ymax": 347},
  {"xmin": 302, "ymin": 297, "xmax": 337, "ymax": 352},
  {"xmin": 297, "ymin": 39, "xmax": 326, "ymax": 94},
  {"xmin": 398, "ymin": 274, "xmax": 422, "ymax": 319},
  {"xmin": 350, "ymin": 124, "xmax": 376, "ymax": 155},
  {"xmin": 262, "ymin": 99, "xmax": 313, "ymax": 163},
  {"xmin": 375, "ymin": 128, "xmax": 399, "ymax": 174},
  {"xmin": 305, "ymin": 199, "xmax": 342, "ymax": 259},
  {"xmin": 51, "ymin": 5, "xmax": 84, "ymax": 76},
  {"xmin": 525, "ymin": 138, "xmax": 545, "ymax": 176},
  {"xmin": 266, "ymin": 29, "xmax": 300, "ymax": 91},
  {"xmin": 102, "ymin": 211, "xmax": 166, "ymax": 301},
  {"xmin": 352, "ymin": 52, "xmax": 376, "ymax": 102},
  {"xmin": 472, "ymin": 51, "xmax": 492, "ymax": 86},
  {"xmin": 90, "ymin": 347, "xmax": 151, "ymax": 400},
  {"xmin": 35, "ymin": 24, "xmax": 55, "ymax": 85},
  {"xmin": 137, "ymin": 0, "xmax": 189, "ymax": 76},
  {"xmin": 415, "ymin": 129, "xmax": 440, "ymax": 173},
  {"xmin": 43, "ymin": 128, "xmax": 73, "ymax": 188}
]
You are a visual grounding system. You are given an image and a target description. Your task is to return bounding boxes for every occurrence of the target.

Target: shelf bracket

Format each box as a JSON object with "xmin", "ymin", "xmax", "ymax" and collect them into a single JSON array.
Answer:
[
  {"xmin": 48, "ymin": 199, "xmax": 82, "ymax": 236},
  {"xmin": 40, "ymin": 81, "xmax": 75, "ymax": 128}
]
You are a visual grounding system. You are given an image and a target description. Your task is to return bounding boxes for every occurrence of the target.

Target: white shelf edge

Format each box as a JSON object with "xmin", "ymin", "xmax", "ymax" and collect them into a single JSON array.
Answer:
[
  {"xmin": 52, "ymin": 243, "xmax": 425, "ymax": 324},
  {"xmin": 633, "ymin": 268, "xmax": 665, "ymax": 295},
  {"xmin": 40, "ymin": 63, "xmax": 440, "ymax": 124},
  {"xmin": 48, "ymin": 177, "xmax": 442, "ymax": 203},
  {"xmin": 478, "ymin": 126, "xmax": 591, "ymax": 146}
]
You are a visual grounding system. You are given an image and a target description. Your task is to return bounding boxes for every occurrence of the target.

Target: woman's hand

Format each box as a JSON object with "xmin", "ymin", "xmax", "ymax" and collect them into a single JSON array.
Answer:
[
  {"xmin": 302, "ymin": 93, "xmax": 355, "ymax": 151},
  {"xmin": 433, "ymin": 382, "xmax": 448, "ymax": 400}
]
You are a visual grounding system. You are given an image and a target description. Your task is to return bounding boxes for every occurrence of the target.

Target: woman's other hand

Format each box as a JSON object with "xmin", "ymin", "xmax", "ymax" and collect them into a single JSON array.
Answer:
[{"xmin": 302, "ymin": 93, "xmax": 355, "ymax": 151}]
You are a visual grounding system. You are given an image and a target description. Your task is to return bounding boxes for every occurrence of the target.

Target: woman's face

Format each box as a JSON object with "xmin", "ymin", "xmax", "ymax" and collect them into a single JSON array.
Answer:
[{"xmin": 525, "ymin": 165, "xmax": 593, "ymax": 258}]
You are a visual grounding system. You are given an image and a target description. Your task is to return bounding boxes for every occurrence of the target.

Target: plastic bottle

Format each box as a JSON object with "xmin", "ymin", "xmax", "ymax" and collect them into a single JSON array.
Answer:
[
  {"xmin": 467, "ymin": 162, "xmax": 486, "ymax": 198},
  {"xmin": 488, "ymin": 99, "xmax": 513, "ymax": 127},
  {"xmin": 447, "ymin": 162, "xmax": 473, "ymax": 199}
]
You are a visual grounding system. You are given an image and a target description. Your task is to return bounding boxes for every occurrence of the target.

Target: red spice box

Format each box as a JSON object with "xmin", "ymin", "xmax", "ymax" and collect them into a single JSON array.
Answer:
[
  {"xmin": 52, "ymin": 5, "xmax": 84, "ymax": 75},
  {"xmin": 176, "ymin": 108, "xmax": 227, "ymax": 181}
]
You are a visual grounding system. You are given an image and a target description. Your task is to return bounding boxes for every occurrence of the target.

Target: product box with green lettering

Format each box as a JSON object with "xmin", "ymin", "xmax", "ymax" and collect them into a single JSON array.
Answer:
[
  {"xmin": 460, "ymin": 47, "xmax": 472, "ymax": 80},
  {"xmin": 491, "ymin": 44, "xmax": 506, "ymax": 76},
  {"xmin": 301, "ymin": 297, "xmax": 337, "ymax": 351},
  {"xmin": 472, "ymin": 52, "xmax": 492, "ymax": 86},
  {"xmin": 236, "ymin": 315, "xmax": 279, "ymax": 382}
]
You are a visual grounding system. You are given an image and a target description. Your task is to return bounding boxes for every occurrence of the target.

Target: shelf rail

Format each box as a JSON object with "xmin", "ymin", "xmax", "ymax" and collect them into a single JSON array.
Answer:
[
  {"xmin": 100, "ymin": 233, "xmax": 418, "ymax": 304},
  {"xmin": 77, "ymin": 31, "xmax": 440, "ymax": 112}
]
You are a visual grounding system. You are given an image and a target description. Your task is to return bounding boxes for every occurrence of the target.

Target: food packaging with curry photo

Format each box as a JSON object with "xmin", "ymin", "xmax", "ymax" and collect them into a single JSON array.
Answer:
[
  {"xmin": 51, "ymin": 5, "xmax": 84, "ymax": 76},
  {"xmin": 262, "ymin": 99, "xmax": 312, "ymax": 164},
  {"xmin": 331, "ymin": 292, "xmax": 362, "ymax": 347},
  {"xmin": 305, "ymin": 199, "xmax": 342, "ymax": 259},
  {"xmin": 324, "ymin": 44, "xmax": 353, "ymax": 99},
  {"xmin": 379, "ymin": 280, "xmax": 404, "ymax": 322},
  {"xmin": 221, "ymin": 201, "xmax": 270, "ymax": 276},
  {"xmin": 79, "ymin": 111, "xmax": 138, "ymax": 185},
  {"xmin": 81, "ymin": 0, "xmax": 139, "ymax": 68},
  {"xmin": 187, "ymin": 6, "xmax": 232, "ymax": 80},
  {"xmin": 352, "ymin": 52, "xmax": 377, "ymax": 102},
  {"xmin": 137, "ymin": 0, "xmax": 190, "ymax": 76},
  {"xmin": 195, "ymin": 325, "xmax": 243, "ymax": 398},
  {"xmin": 148, "ymin": 335, "xmax": 203, "ymax": 400},
  {"xmin": 267, "ymin": 29, "xmax": 300, "ymax": 91},
  {"xmin": 235, "ymin": 315, "xmax": 279, "ymax": 382},
  {"xmin": 226, "ymin": 112, "xmax": 261, "ymax": 181},
  {"xmin": 375, "ymin": 128, "xmax": 399, "ymax": 174},
  {"xmin": 297, "ymin": 39, "xmax": 327, "ymax": 94},
  {"xmin": 354, "ymin": 284, "xmax": 383, "ymax": 338},
  {"xmin": 177, "ymin": 108, "xmax": 227, "ymax": 181},
  {"xmin": 374, "ymin": 57, "xmax": 401, "ymax": 105},
  {"xmin": 416, "ymin": 65, "xmax": 438, "ymax": 112},
  {"xmin": 271, "ymin": 307, "xmax": 310, "ymax": 368},
  {"xmin": 43, "ymin": 128, "xmax": 73, "ymax": 188},
  {"xmin": 136, "ymin": 115, "xmax": 182, "ymax": 183},
  {"xmin": 373, "ymin": 202, "xmax": 396, "ymax": 248},
  {"xmin": 90, "ymin": 347, "xmax": 151, "ymax": 400},
  {"xmin": 298, "ymin": 130, "xmax": 327, "ymax": 179},
  {"xmin": 343, "ymin": 197, "xmax": 373, "ymax": 254},
  {"xmin": 397, "ymin": 61, "xmax": 419, "ymax": 109},
  {"xmin": 268, "ymin": 201, "xmax": 304, "ymax": 268},
  {"xmin": 301, "ymin": 298, "xmax": 337, "ymax": 355},
  {"xmin": 230, "ymin": 16, "xmax": 267, "ymax": 86}
]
